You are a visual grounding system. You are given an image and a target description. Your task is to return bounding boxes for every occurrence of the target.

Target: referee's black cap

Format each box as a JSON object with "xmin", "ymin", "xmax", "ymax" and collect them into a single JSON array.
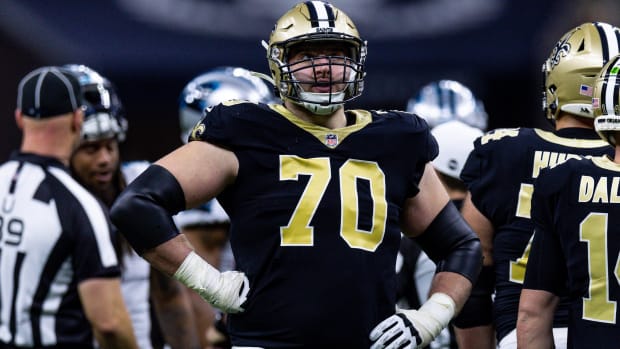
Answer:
[{"xmin": 17, "ymin": 66, "xmax": 83, "ymax": 118}]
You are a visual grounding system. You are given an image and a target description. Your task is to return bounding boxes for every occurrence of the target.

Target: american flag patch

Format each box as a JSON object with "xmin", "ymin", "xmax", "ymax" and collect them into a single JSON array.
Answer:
[
  {"xmin": 592, "ymin": 97, "xmax": 600, "ymax": 109},
  {"xmin": 580, "ymin": 84, "xmax": 593, "ymax": 96},
  {"xmin": 325, "ymin": 134, "xmax": 338, "ymax": 146}
]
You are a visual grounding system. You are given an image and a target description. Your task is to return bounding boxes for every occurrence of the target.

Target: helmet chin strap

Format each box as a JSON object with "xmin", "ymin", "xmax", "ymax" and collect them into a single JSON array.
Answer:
[{"xmin": 296, "ymin": 91, "xmax": 345, "ymax": 115}]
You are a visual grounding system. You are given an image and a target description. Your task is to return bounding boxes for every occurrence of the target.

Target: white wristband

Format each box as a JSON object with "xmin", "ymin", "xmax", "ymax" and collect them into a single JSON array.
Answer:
[
  {"xmin": 174, "ymin": 251, "xmax": 219, "ymax": 291},
  {"xmin": 400, "ymin": 292, "xmax": 456, "ymax": 346},
  {"xmin": 173, "ymin": 251, "xmax": 249, "ymax": 313}
]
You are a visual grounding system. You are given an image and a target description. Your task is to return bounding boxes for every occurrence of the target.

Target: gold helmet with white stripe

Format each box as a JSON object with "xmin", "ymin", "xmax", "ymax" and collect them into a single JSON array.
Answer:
[
  {"xmin": 593, "ymin": 54, "xmax": 620, "ymax": 146},
  {"xmin": 263, "ymin": 1, "xmax": 367, "ymax": 115},
  {"xmin": 543, "ymin": 22, "xmax": 620, "ymax": 121}
]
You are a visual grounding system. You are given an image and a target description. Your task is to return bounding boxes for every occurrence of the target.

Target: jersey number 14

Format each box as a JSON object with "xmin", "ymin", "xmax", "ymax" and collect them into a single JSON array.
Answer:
[{"xmin": 580, "ymin": 213, "xmax": 620, "ymax": 324}]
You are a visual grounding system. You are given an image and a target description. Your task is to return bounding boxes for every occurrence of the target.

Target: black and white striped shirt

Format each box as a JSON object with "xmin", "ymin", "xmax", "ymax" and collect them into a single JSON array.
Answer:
[{"xmin": 0, "ymin": 152, "xmax": 120, "ymax": 348}]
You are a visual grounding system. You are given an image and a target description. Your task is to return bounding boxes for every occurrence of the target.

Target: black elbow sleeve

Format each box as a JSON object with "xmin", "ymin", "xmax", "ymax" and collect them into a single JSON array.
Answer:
[
  {"xmin": 414, "ymin": 202, "xmax": 483, "ymax": 284},
  {"xmin": 110, "ymin": 164, "xmax": 186, "ymax": 254}
]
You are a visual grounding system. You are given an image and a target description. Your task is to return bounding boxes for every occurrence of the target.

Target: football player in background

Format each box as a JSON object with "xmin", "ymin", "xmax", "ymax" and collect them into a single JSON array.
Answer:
[
  {"xmin": 176, "ymin": 66, "xmax": 277, "ymax": 349},
  {"xmin": 66, "ymin": 64, "xmax": 200, "ymax": 349},
  {"xmin": 517, "ymin": 53, "xmax": 620, "ymax": 349},
  {"xmin": 407, "ymin": 79, "xmax": 488, "ymax": 131},
  {"xmin": 397, "ymin": 80, "xmax": 486, "ymax": 349},
  {"xmin": 455, "ymin": 22, "xmax": 620, "ymax": 349},
  {"xmin": 110, "ymin": 1, "xmax": 482, "ymax": 348}
]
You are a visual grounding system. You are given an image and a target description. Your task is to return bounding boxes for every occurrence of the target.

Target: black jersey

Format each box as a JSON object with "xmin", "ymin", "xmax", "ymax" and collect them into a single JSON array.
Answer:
[
  {"xmin": 460, "ymin": 127, "xmax": 613, "ymax": 341},
  {"xmin": 190, "ymin": 101, "xmax": 437, "ymax": 348},
  {"xmin": 524, "ymin": 156, "xmax": 620, "ymax": 348},
  {"xmin": 0, "ymin": 152, "xmax": 120, "ymax": 348}
]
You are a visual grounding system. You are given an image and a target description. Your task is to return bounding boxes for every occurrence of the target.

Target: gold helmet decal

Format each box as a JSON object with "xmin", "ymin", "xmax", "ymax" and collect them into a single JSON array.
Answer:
[
  {"xmin": 547, "ymin": 32, "xmax": 572, "ymax": 70},
  {"xmin": 542, "ymin": 22, "xmax": 620, "ymax": 121},
  {"xmin": 189, "ymin": 122, "xmax": 206, "ymax": 142}
]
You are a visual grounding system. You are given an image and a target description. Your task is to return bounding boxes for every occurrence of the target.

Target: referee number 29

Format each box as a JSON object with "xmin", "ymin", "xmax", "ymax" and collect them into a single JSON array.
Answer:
[{"xmin": 0, "ymin": 215, "xmax": 25, "ymax": 246}]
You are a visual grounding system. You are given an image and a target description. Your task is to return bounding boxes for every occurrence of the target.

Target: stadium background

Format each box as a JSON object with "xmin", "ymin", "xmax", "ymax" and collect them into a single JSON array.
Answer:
[{"xmin": 0, "ymin": 0, "xmax": 618, "ymax": 162}]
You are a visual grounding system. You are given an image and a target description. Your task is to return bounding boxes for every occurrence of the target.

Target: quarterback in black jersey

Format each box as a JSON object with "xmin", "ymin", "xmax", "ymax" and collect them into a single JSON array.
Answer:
[
  {"xmin": 517, "ymin": 54, "xmax": 620, "ymax": 349},
  {"xmin": 111, "ymin": 2, "xmax": 481, "ymax": 348},
  {"xmin": 456, "ymin": 22, "xmax": 620, "ymax": 349}
]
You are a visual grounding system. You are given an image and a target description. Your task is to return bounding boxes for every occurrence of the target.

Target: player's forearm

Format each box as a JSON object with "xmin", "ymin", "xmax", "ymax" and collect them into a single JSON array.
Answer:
[
  {"xmin": 151, "ymin": 269, "xmax": 201, "ymax": 349},
  {"xmin": 454, "ymin": 325, "xmax": 495, "ymax": 349},
  {"xmin": 154, "ymin": 296, "xmax": 202, "ymax": 349},
  {"xmin": 92, "ymin": 316, "xmax": 139, "ymax": 349},
  {"xmin": 461, "ymin": 193, "xmax": 495, "ymax": 266},
  {"xmin": 516, "ymin": 311, "xmax": 554, "ymax": 348},
  {"xmin": 143, "ymin": 234, "xmax": 194, "ymax": 276},
  {"xmin": 516, "ymin": 290, "xmax": 557, "ymax": 348},
  {"xmin": 429, "ymin": 271, "xmax": 472, "ymax": 314}
]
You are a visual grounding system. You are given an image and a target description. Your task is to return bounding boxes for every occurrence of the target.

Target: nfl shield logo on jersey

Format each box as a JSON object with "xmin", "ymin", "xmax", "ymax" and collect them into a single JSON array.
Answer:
[{"xmin": 325, "ymin": 133, "xmax": 338, "ymax": 147}]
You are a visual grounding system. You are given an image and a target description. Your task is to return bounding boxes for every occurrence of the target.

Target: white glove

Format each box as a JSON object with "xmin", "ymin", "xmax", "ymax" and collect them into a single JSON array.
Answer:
[
  {"xmin": 173, "ymin": 251, "xmax": 250, "ymax": 313},
  {"xmin": 369, "ymin": 293, "xmax": 455, "ymax": 349}
]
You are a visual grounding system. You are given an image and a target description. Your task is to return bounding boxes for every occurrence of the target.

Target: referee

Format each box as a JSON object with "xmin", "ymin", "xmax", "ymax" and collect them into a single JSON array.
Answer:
[{"xmin": 0, "ymin": 67, "xmax": 138, "ymax": 349}]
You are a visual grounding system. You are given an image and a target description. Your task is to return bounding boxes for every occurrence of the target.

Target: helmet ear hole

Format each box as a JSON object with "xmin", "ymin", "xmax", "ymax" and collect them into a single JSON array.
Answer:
[
  {"xmin": 547, "ymin": 84, "xmax": 558, "ymax": 116},
  {"xmin": 549, "ymin": 102, "xmax": 558, "ymax": 114}
]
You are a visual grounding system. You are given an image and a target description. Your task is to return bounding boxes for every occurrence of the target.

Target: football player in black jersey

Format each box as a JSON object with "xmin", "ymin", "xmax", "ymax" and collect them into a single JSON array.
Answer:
[
  {"xmin": 455, "ymin": 22, "xmax": 620, "ymax": 349},
  {"xmin": 110, "ymin": 2, "xmax": 482, "ymax": 348},
  {"xmin": 517, "ymin": 54, "xmax": 620, "ymax": 349}
]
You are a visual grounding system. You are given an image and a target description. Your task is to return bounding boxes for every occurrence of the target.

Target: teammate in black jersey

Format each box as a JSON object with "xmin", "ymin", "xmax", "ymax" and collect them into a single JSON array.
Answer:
[
  {"xmin": 456, "ymin": 22, "xmax": 620, "ymax": 349},
  {"xmin": 517, "ymin": 54, "xmax": 620, "ymax": 349},
  {"xmin": 111, "ymin": 2, "xmax": 482, "ymax": 348},
  {"xmin": 0, "ymin": 67, "xmax": 138, "ymax": 348}
]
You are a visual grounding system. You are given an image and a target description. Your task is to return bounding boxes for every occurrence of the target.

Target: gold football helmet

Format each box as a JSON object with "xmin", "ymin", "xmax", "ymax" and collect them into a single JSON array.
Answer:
[
  {"xmin": 263, "ymin": 1, "xmax": 367, "ymax": 115},
  {"xmin": 593, "ymin": 54, "xmax": 620, "ymax": 146},
  {"xmin": 543, "ymin": 22, "xmax": 620, "ymax": 121}
]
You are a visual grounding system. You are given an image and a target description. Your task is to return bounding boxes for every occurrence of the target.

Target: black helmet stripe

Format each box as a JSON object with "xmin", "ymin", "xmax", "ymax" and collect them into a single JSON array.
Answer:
[
  {"xmin": 602, "ymin": 55, "xmax": 620, "ymax": 114},
  {"xmin": 601, "ymin": 80, "xmax": 609, "ymax": 114},
  {"xmin": 616, "ymin": 78, "xmax": 620, "ymax": 115},
  {"xmin": 612, "ymin": 56, "xmax": 620, "ymax": 112},
  {"xmin": 595, "ymin": 22, "xmax": 620, "ymax": 64},
  {"xmin": 595, "ymin": 22, "xmax": 610, "ymax": 63},
  {"xmin": 614, "ymin": 60, "xmax": 620, "ymax": 115},
  {"xmin": 305, "ymin": 1, "xmax": 336, "ymax": 28},
  {"xmin": 449, "ymin": 85, "xmax": 456, "ymax": 116}
]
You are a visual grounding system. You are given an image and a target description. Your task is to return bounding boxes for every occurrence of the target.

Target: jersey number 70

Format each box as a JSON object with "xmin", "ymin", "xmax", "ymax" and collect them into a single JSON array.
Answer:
[{"xmin": 279, "ymin": 155, "xmax": 387, "ymax": 252}]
